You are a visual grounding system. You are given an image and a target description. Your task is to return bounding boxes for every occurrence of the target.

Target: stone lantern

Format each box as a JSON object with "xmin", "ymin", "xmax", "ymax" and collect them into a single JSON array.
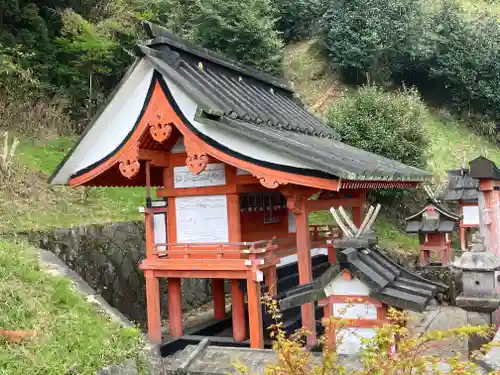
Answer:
[{"xmin": 454, "ymin": 233, "xmax": 500, "ymax": 356}]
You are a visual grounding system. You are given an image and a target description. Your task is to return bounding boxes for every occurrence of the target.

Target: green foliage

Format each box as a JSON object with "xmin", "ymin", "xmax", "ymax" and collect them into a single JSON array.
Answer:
[
  {"xmin": 254, "ymin": 296, "xmax": 498, "ymax": 375},
  {"xmin": 191, "ymin": 0, "xmax": 284, "ymax": 74},
  {"xmin": 0, "ymin": 238, "xmax": 143, "ymax": 374},
  {"xmin": 328, "ymin": 85, "xmax": 429, "ymax": 169},
  {"xmin": 273, "ymin": 0, "xmax": 327, "ymax": 41},
  {"xmin": 319, "ymin": 0, "xmax": 430, "ymax": 83},
  {"xmin": 426, "ymin": 1, "xmax": 500, "ymax": 141},
  {"xmin": 319, "ymin": 0, "xmax": 500, "ymax": 141}
]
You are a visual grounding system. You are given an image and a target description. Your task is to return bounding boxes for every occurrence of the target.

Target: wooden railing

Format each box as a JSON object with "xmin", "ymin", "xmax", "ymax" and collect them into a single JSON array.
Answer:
[
  {"xmin": 153, "ymin": 239, "xmax": 277, "ymax": 260},
  {"xmin": 309, "ymin": 224, "xmax": 341, "ymax": 242},
  {"xmin": 152, "ymin": 226, "xmax": 340, "ymax": 261}
]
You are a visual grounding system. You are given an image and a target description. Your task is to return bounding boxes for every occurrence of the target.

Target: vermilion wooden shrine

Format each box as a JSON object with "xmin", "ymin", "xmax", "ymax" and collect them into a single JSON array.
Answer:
[
  {"xmin": 405, "ymin": 198, "xmax": 461, "ymax": 265},
  {"xmin": 443, "ymin": 167, "xmax": 480, "ymax": 250},
  {"xmin": 50, "ymin": 22, "xmax": 433, "ymax": 349},
  {"xmin": 469, "ymin": 157, "xmax": 500, "ymax": 256}
]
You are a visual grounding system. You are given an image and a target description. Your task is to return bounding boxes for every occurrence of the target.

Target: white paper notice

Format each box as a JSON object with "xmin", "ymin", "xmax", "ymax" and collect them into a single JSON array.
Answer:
[
  {"xmin": 153, "ymin": 213, "xmax": 167, "ymax": 250},
  {"xmin": 174, "ymin": 163, "xmax": 226, "ymax": 188},
  {"xmin": 463, "ymin": 205, "xmax": 480, "ymax": 225},
  {"xmin": 175, "ymin": 195, "xmax": 229, "ymax": 243},
  {"xmin": 288, "ymin": 211, "xmax": 296, "ymax": 233}
]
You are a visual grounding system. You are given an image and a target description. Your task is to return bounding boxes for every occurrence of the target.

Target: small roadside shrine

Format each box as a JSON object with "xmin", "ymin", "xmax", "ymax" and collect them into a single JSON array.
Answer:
[
  {"xmin": 443, "ymin": 167, "xmax": 480, "ymax": 250},
  {"xmin": 469, "ymin": 157, "xmax": 500, "ymax": 256},
  {"xmin": 405, "ymin": 198, "xmax": 461, "ymax": 265},
  {"xmin": 277, "ymin": 206, "xmax": 446, "ymax": 354},
  {"xmin": 49, "ymin": 21, "xmax": 431, "ymax": 349}
]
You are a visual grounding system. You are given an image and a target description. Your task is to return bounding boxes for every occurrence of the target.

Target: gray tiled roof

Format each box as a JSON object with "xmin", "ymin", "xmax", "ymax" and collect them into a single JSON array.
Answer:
[
  {"xmin": 339, "ymin": 246, "xmax": 446, "ymax": 312},
  {"xmin": 136, "ymin": 22, "xmax": 432, "ymax": 182},
  {"xmin": 443, "ymin": 168, "xmax": 478, "ymax": 202},
  {"xmin": 405, "ymin": 199, "xmax": 461, "ymax": 234},
  {"xmin": 406, "ymin": 219, "xmax": 457, "ymax": 233},
  {"xmin": 198, "ymin": 116, "xmax": 430, "ymax": 180},
  {"xmin": 277, "ymin": 238, "xmax": 446, "ymax": 313},
  {"xmin": 140, "ymin": 22, "xmax": 336, "ymax": 139},
  {"xmin": 470, "ymin": 156, "xmax": 500, "ymax": 180}
]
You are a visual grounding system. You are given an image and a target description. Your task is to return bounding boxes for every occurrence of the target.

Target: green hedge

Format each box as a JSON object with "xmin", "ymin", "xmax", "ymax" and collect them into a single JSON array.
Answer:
[{"xmin": 328, "ymin": 85, "xmax": 428, "ymax": 169}]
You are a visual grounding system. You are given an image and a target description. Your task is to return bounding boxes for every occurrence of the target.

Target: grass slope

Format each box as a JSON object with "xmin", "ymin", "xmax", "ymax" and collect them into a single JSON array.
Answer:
[
  {"xmin": 0, "ymin": 135, "xmax": 143, "ymax": 232},
  {"xmin": 0, "ymin": 239, "xmax": 143, "ymax": 374},
  {"xmin": 285, "ymin": 40, "xmax": 500, "ymax": 251}
]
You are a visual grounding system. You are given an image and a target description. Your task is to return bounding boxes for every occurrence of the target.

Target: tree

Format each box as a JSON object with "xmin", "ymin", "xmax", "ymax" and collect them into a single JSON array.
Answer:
[
  {"xmin": 273, "ymin": 0, "xmax": 327, "ymax": 42},
  {"xmin": 319, "ymin": 0, "xmax": 430, "ymax": 84},
  {"xmin": 191, "ymin": 0, "xmax": 284, "ymax": 75}
]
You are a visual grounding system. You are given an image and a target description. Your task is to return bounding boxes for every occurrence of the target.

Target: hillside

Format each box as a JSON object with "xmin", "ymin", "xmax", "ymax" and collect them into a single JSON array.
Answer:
[{"xmin": 284, "ymin": 40, "xmax": 500, "ymax": 250}]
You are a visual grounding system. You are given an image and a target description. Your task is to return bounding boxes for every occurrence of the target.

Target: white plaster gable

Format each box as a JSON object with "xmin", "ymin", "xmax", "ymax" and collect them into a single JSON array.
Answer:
[
  {"xmin": 324, "ymin": 270, "xmax": 370, "ymax": 296},
  {"xmin": 51, "ymin": 58, "xmax": 155, "ymax": 184}
]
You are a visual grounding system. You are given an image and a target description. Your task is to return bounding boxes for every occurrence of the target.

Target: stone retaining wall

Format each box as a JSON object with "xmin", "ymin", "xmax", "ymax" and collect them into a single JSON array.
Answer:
[{"xmin": 24, "ymin": 222, "xmax": 212, "ymax": 326}]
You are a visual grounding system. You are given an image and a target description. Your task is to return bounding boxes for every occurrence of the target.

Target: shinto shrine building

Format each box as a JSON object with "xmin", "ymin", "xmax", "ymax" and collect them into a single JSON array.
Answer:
[{"xmin": 50, "ymin": 22, "xmax": 432, "ymax": 349}]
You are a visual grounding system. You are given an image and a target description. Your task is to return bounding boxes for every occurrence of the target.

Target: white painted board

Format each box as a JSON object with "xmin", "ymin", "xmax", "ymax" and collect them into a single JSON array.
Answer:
[
  {"xmin": 463, "ymin": 205, "xmax": 480, "ymax": 226},
  {"xmin": 175, "ymin": 195, "xmax": 228, "ymax": 243},
  {"xmin": 337, "ymin": 328, "xmax": 376, "ymax": 355},
  {"xmin": 333, "ymin": 303, "xmax": 377, "ymax": 320},
  {"xmin": 174, "ymin": 163, "xmax": 226, "ymax": 188},
  {"xmin": 288, "ymin": 211, "xmax": 296, "ymax": 233},
  {"xmin": 153, "ymin": 213, "xmax": 167, "ymax": 250}
]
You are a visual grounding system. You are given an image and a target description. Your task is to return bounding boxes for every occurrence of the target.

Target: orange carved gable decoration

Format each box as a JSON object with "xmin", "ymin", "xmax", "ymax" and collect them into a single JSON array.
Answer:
[{"xmin": 68, "ymin": 79, "xmax": 341, "ymax": 191}]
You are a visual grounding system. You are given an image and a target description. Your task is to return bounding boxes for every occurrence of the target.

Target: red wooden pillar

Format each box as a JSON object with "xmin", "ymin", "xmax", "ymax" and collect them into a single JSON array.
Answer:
[
  {"xmin": 265, "ymin": 266, "xmax": 277, "ymax": 296},
  {"xmin": 459, "ymin": 226, "xmax": 467, "ymax": 251},
  {"xmin": 212, "ymin": 279, "xmax": 226, "ymax": 320},
  {"xmin": 247, "ymin": 274, "xmax": 264, "ymax": 348},
  {"xmin": 227, "ymin": 192, "xmax": 246, "ymax": 341},
  {"xmin": 321, "ymin": 301, "xmax": 334, "ymax": 351},
  {"xmin": 167, "ymin": 278, "xmax": 183, "ymax": 337},
  {"xmin": 327, "ymin": 244, "xmax": 336, "ymax": 264},
  {"xmin": 145, "ymin": 271, "xmax": 162, "ymax": 344},
  {"xmin": 295, "ymin": 197, "xmax": 316, "ymax": 346},
  {"xmin": 231, "ymin": 279, "xmax": 246, "ymax": 341},
  {"xmin": 479, "ymin": 180, "xmax": 500, "ymax": 255}
]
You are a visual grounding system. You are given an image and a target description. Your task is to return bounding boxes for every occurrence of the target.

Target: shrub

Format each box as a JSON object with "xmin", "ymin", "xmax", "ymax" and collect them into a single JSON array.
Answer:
[
  {"xmin": 191, "ymin": 0, "xmax": 284, "ymax": 75},
  {"xmin": 273, "ymin": 0, "xmax": 328, "ymax": 42},
  {"xmin": 251, "ymin": 295, "xmax": 497, "ymax": 375},
  {"xmin": 327, "ymin": 85, "xmax": 428, "ymax": 169},
  {"xmin": 319, "ymin": 0, "xmax": 430, "ymax": 84}
]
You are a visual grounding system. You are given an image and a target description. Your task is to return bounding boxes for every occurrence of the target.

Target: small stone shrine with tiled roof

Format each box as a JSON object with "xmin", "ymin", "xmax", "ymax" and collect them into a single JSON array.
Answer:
[
  {"xmin": 443, "ymin": 167, "xmax": 480, "ymax": 250},
  {"xmin": 49, "ymin": 20, "xmax": 432, "ymax": 350},
  {"xmin": 405, "ymin": 198, "xmax": 461, "ymax": 265}
]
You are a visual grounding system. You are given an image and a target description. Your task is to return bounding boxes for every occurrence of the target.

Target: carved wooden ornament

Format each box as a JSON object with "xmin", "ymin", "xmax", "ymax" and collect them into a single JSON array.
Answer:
[
  {"xmin": 185, "ymin": 138, "xmax": 208, "ymax": 175},
  {"xmin": 149, "ymin": 108, "xmax": 173, "ymax": 143},
  {"xmin": 119, "ymin": 142, "xmax": 140, "ymax": 179},
  {"xmin": 253, "ymin": 174, "xmax": 287, "ymax": 190},
  {"xmin": 285, "ymin": 193, "xmax": 303, "ymax": 214}
]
